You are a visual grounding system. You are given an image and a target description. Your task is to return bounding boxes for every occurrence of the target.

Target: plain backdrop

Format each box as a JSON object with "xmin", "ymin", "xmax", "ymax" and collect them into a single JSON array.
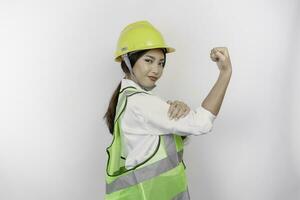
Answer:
[{"xmin": 0, "ymin": 0, "xmax": 299, "ymax": 199}]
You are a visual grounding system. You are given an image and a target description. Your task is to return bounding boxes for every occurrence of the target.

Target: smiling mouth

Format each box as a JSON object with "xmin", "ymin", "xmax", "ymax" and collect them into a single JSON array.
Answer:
[{"xmin": 148, "ymin": 76, "xmax": 157, "ymax": 81}]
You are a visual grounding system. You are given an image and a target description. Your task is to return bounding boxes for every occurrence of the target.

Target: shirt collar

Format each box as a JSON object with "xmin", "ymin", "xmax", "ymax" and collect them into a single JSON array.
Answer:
[{"xmin": 121, "ymin": 77, "xmax": 154, "ymax": 95}]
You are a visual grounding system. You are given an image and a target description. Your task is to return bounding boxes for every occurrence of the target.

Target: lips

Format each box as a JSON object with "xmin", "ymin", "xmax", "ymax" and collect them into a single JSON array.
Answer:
[{"xmin": 148, "ymin": 76, "xmax": 157, "ymax": 81}]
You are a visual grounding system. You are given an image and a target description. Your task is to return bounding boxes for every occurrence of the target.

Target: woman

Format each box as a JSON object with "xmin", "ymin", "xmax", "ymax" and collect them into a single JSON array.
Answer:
[{"xmin": 103, "ymin": 20, "xmax": 232, "ymax": 200}]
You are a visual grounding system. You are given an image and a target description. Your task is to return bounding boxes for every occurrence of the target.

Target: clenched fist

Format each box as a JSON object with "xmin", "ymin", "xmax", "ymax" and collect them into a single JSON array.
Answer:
[{"xmin": 210, "ymin": 47, "xmax": 232, "ymax": 73}]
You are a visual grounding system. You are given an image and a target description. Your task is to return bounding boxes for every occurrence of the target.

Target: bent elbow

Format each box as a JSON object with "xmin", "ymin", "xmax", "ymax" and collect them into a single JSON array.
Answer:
[
  {"xmin": 195, "ymin": 121, "xmax": 214, "ymax": 135},
  {"xmin": 205, "ymin": 121, "xmax": 214, "ymax": 133}
]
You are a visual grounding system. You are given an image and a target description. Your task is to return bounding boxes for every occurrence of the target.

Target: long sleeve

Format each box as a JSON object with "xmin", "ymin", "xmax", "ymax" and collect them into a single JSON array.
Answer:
[{"xmin": 121, "ymin": 92, "xmax": 217, "ymax": 136}]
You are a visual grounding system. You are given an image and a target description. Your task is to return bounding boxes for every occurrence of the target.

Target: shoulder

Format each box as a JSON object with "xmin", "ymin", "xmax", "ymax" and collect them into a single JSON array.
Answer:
[
  {"xmin": 124, "ymin": 92, "xmax": 170, "ymax": 125},
  {"xmin": 126, "ymin": 92, "xmax": 168, "ymax": 110}
]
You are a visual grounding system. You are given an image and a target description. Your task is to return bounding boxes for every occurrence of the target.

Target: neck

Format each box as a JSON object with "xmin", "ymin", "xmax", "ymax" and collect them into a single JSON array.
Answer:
[{"xmin": 125, "ymin": 74, "xmax": 156, "ymax": 91}]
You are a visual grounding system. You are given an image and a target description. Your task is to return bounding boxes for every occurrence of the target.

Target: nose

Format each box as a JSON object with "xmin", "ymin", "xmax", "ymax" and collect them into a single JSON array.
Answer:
[{"xmin": 151, "ymin": 64, "xmax": 161, "ymax": 74}]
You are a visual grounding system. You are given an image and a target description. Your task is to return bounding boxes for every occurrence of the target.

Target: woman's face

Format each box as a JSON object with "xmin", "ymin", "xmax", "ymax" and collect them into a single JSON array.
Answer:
[{"xmin": 130, "ymin": 48, "xmax": 165, "ymax": 88}]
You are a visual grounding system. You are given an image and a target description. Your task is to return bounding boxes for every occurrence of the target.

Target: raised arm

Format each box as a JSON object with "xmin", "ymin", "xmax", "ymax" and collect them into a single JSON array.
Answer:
[{"xmin": 201, "ymin": 47, "xmax": 232, "ymax": 116}]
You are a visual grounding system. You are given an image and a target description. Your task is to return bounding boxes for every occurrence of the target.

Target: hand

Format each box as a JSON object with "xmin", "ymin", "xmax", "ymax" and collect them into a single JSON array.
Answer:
[
  {"xmin": 167, "ymin": 100, "xmax": 191, "ymax": 120},
  {"xmin": 210, "ymin": 47, "xmax": 232, "ymax": 73}
]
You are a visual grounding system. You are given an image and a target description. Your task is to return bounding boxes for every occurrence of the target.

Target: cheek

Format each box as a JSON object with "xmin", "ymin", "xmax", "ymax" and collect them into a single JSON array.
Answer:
[
  {"xmin": 133, "ymin": 63, "xmax": 149, "ymax": 76},
  {"xmin": 140, "ymin": 64, "xmax": 151, "ymax": 73}
]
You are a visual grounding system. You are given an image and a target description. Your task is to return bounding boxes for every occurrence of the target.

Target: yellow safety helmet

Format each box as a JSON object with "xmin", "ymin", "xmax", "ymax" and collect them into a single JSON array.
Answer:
[{"xmin": 114, "ymin": 20, "xmax": 175, "ymax": 62}]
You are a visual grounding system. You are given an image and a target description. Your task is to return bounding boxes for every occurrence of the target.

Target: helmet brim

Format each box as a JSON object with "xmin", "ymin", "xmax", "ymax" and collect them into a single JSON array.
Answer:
[{"xmin": 114, "ymin": 46, "xmax": 175, "ymax": 62}]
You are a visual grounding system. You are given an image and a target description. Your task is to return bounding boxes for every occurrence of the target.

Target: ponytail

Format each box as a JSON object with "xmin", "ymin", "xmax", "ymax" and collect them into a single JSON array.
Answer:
[{"xmin": 103, "ymin": 81, "xmax": 121, "ymax": 134}]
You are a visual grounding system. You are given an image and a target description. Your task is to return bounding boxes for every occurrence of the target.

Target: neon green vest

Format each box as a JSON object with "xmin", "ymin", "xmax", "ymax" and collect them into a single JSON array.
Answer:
[{"xmin": 105, "ymin": 86, "xmax": 190, "ymax": 200}]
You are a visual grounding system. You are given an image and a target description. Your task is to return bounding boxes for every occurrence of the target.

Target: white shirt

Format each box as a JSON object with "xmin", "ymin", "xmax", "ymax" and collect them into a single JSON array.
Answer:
[{"xmin": 120, "ymin": 78, "xmax": 217, "ymax": 169}]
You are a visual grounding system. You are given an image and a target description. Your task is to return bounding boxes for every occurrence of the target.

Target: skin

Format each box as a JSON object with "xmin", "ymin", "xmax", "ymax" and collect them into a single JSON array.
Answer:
[
  {"xmin": 125, "ymin": 47, "xmax": 232, "ymax": 120},
  {"xmin": 126, "ymin": 48, "xmax": 165, "ymax": 90},
  {"xmin": 203, "ymin": 47, "xmax": 232, "ymax": 116}
]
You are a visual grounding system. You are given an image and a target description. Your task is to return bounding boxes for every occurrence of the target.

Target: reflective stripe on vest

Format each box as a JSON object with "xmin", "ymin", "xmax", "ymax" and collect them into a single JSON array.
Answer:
[
  {"xmin": 106, "ymin": 135, "xmax": 183, "ymax": 194},
  {"xmin": 172, "ymin": 189, "xmax": 191, "ymax": 200}
]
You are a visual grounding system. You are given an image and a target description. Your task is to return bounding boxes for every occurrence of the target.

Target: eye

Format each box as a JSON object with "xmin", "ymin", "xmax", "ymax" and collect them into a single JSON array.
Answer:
[
  {"xmin": 145, "ymin": 59, "xmax": 153, "ymax": 63},
  {"xmin": 159, "ymin": 62, "xmax": 165, "ymax": 67}
]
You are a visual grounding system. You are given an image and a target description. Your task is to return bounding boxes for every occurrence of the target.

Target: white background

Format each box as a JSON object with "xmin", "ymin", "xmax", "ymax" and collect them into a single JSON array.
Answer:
[{"xmin": 0, "ymin": 0, "xmax": 299, "ymax": 199}]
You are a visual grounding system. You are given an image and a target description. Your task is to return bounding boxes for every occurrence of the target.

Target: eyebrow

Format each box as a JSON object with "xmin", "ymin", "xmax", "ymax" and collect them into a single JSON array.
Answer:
[{"xmin": 145, "ymin": 55, "xmax": 165, "ymax": 61}]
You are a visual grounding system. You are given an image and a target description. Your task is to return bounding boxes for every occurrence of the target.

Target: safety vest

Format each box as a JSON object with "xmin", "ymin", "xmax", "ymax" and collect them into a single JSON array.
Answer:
[{"xmin": 105, "ymin": 86, "xmax": 190, "ymax": 200}]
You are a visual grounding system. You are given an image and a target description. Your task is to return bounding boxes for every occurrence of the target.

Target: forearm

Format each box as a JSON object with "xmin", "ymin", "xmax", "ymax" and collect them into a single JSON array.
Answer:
[{"xmin": 201, "ymin": 70, "xmax": 232, "ymax": 116}]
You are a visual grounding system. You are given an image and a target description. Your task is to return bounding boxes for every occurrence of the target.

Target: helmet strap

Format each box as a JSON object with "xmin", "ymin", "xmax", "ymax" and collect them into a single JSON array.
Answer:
[{"xmin": 121, "ymin": 54, "xmax": 134, "ymax": 75}]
